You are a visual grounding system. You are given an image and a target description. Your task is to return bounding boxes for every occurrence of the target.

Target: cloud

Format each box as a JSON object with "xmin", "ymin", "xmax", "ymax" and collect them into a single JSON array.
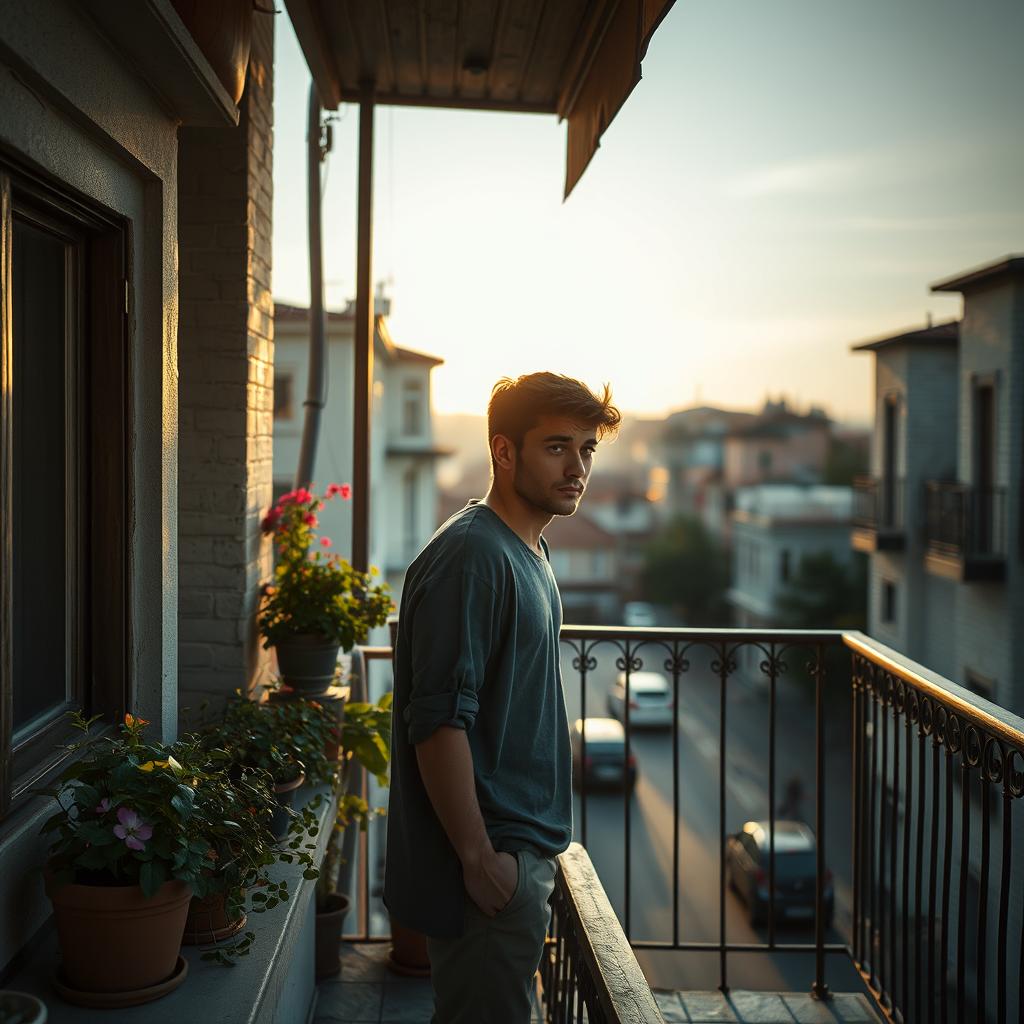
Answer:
[{"xmin": 719, "ymin": 144, "xmax": 970, "ymax": 200}]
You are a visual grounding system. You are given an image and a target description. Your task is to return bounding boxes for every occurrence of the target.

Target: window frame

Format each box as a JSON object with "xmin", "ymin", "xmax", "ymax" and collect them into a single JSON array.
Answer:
[
  {"xmin": 401, "ymin": 378, "xmax": 423, "ymax": 437},
  {"xmin": 0, "ymin": 159, "xmax": 129, "ymax": 820}
]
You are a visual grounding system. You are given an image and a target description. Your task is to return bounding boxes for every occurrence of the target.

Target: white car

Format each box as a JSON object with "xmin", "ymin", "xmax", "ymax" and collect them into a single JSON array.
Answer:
[
  {"xmin": 622, "ymin": 601, "xmax": 657, "ymax": 627},
  {"xmin": 606, "ymin": 671, "xmax": 674, "ymax": 729}
]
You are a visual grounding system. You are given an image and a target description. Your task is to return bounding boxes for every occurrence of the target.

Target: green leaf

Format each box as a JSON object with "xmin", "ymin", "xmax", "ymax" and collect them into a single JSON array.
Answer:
[{"xmin": 139, "ymin": 859, "xmax": 166, "ymax": 899}]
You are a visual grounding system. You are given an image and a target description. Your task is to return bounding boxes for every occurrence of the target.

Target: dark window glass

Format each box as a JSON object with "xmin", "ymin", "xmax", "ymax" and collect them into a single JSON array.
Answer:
[
  {"xmin": 402, "ymin": 379, "xmax": 423, "ymax": 436},
  {"xmin": 12, "ymin": 217, "xmax": 72, "ymax": 737},
  {"xmin": 2, "ymin": 165, "xmax": 127, "ymax": 819},
  {"xmin": 274, "ymin": 373, "xmax": 293, "ymax": 420},
  {"xmin": 881, "ymin": 581, "xmax": 896, "ymax": 624},
  {"xmin": 780, "ymin": 549, "xmax": 791, "ymax": 582}
]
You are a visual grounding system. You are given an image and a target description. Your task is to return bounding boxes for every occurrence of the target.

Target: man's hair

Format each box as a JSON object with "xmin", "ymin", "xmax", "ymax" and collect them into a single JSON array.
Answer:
[{"xmin": 487, "ymin": 372, "xmax": 621, "ymax": 454}]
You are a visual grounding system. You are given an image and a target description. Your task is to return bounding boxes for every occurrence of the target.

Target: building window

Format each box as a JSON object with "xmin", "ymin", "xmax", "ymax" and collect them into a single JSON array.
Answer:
[
  {"xmin": 549, "ymin": 551, "xmax": 570, "ymax": 578},
  {"xmin": 402, "ymin": 379, "xmax": 424, "ymax": 437},
  {"xmin": 758, "ymin": 450, "xmax": 773, "ymax": 473},
  {"xmin": 274, "ymin": 372, "xmax": 294, "ymax": 420},
  {"xmin": 881, "ymin": 581, "xmax": 897, "ymax": 624},
  {"xmin": 1, "ymin": 165, "xmax": 128, "ymax": 817},
  {"xmin": 779, "ymin": 549, "xmax": 791, "ymax": 582}
]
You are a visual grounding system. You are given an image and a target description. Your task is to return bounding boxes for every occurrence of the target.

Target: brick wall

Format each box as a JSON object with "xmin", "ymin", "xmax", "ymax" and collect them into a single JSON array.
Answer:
[{"xmin": 177, "ymin": 14, "xmax": 275, "ymax": 721}]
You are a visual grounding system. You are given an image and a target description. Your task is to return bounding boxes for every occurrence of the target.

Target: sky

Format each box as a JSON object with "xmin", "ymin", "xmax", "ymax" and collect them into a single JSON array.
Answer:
[{"xmin": 271, "ymin": 0, "xmax": 1024, "ymax": 425}]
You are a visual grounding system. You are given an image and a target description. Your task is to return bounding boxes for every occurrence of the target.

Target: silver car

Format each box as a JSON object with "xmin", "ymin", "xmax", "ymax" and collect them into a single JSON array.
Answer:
[
  {"xmin": 570, "ymin": 718, "xmax": 637, "ymax": 791},
  {"xmin": 606, "ymin": 671, "xmax": 674, "ymax": 729}
]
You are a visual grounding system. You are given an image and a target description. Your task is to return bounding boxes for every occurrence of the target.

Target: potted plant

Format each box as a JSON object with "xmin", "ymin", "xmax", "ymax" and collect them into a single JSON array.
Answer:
[
  {"xmin": 259, "ymin": 485, "xmax": 393, "ymax": 696},
  {"xmin": 39, "ymin": 713, "xmax": 215, "ymax": 1005},
  {"xmin": 168, "ymin": 733, "xmax": 319, "ymax": 959},
  {"xmin": 315, "ymin": 693, "xmax": 392, "ymax": 979},
  {"xmin": 214, "ymin": 692, "xmax": 329, "ymax": 835}
]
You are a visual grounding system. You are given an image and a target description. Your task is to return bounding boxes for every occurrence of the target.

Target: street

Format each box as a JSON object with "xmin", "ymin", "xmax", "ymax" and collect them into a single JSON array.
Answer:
[{"xmin": 560, "ymin": 639, "xmax": 869, "ymax": 995}]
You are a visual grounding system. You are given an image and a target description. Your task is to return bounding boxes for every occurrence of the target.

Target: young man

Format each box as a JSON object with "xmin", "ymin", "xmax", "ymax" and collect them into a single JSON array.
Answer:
[{"xmin": 384, "ymin": 372, "xmax": 620, "ymax": 1023}]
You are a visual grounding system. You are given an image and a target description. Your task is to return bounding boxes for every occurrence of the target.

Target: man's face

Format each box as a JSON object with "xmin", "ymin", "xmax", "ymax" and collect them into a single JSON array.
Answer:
[{"xmin": 510, "ymin": 415, "xmax": 598, "ymax": 517}]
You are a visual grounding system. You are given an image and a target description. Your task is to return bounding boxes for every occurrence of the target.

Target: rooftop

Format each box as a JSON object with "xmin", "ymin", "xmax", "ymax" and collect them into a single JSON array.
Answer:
[
  {"xmin": 930, "ymin": 253, "xmax": 1024, "ymax": 293},
  {"xmin": 849, "ymin": 318, "xmax": 959, "ymax": 352}
]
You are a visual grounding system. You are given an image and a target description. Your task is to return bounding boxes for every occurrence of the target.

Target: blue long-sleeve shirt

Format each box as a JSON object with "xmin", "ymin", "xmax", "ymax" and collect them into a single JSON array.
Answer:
[{"xmin": 383, "ymin": 501, "xmax": 572, "ymax": 938}]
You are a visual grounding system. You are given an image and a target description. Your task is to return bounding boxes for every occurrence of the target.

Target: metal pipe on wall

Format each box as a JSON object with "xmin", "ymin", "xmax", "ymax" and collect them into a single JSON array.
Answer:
[{"xmin": 295, "ymin": 81, "xmax": 328, "ymax": 490}]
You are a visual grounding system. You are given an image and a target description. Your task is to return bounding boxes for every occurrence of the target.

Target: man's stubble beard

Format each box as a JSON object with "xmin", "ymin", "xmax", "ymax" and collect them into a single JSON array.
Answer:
[{"xmin": 512, "ymin": 462, "xmax": 580, "ymax": 518}]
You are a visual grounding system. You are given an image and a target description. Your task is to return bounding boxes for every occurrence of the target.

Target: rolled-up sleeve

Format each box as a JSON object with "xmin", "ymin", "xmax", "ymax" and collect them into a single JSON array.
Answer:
[{"xmin": 402, "ymin": 571, "xmax": 497, "ymax": 745}]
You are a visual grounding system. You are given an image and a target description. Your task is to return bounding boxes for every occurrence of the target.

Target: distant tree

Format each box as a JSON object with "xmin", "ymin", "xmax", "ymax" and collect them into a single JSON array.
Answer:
[
  {"xmin": 823, "ymin": 437, "xmax": 869, "ymax": 486},
  {"xmin": 776, "ymin": 550, "xmax": 867, "ymax": 630},
  {"xmin": 639, "ymin": 516, "xmax": 731, "ymax": 625}
]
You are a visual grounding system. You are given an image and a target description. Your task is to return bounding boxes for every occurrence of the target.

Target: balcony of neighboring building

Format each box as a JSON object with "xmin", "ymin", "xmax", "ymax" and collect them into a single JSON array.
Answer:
[
  {"xmin": 851, "ymin": 476, "xmax": 906, "ymax": 553},
  {"xmin": 923, "ymin": 481, "xmax": 1007, "ymax": 582}
]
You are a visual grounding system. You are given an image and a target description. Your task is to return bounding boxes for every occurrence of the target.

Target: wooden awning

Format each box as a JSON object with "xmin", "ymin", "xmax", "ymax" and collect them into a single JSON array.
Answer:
[{"xmin": 283, "ymin": 0, "xmax": 675, "ymax": 196}]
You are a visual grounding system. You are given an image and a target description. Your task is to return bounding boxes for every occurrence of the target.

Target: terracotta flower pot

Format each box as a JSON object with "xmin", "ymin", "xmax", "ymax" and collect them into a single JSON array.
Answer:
[
  {"xmin": 314, "ymin": 892, "xmax": 350, "ymax": 980},
  {"xmin": 0, "ymin": 991, "xmax": 47, "ymax": 1023},
  {"xmin": 182, "ymin": 889, "xmax": 247, "ymax": 945},
  {"xmin": 388, "ymin": 918, "xmax": 431, "ymax": 977},
  {"xmin": 45, "ymin": 874, "xmax": 192, "ymax": 997},
  {"xmin": 170, "ymin": 0, "xmax": 253, "ymax": 104},
  {"xmin": 270, "ymin": 771, "xmax": 306, "ymax": 839}
]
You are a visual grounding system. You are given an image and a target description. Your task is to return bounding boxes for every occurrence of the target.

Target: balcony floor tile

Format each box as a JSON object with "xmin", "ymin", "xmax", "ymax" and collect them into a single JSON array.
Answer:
[{"xmin": 323, "ymin": 946, "xmax": 880, "ymax": 1024}]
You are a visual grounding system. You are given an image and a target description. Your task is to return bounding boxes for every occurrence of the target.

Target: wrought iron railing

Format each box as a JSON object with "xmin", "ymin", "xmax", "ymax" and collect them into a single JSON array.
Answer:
[
  {"xmin": 924, "ymin": 481, "xmax": 1007, "ymax": 558},
  {"xmin": 848, "ymin": 633, "xmax": 1024, "ymax": 1024},
  {"xmin": 543, "ymin": 843, "xmax": 665, "ymax": 1023},
  {"xmin": 853, "ymin": 476, "xmax": 905, "ymax": 531},
  {"xmin": 563, "ymin": 626, "xmax": 845, "ymax": 999},
  {"xmin": 342, "ymin": 627, "xmax": 1024, "ymax": 1024}
]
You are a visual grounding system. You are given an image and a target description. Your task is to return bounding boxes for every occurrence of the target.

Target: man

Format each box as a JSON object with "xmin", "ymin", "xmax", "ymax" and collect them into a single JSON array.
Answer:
[{"xmin": 384, "ymin": 372, "xmax": 621, "ymax": 1023}]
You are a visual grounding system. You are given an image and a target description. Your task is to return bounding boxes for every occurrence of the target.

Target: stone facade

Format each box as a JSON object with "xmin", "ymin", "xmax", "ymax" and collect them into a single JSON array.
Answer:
[{"xmin": 178, "ymin": 15, "xmax": 276, "ymax": 719}]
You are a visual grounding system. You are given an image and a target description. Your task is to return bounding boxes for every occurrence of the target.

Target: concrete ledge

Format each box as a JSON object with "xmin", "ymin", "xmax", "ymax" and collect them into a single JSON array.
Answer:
[{"xmin": 7, "ymin": 784, "xmax": 337, "ymax": 1024}]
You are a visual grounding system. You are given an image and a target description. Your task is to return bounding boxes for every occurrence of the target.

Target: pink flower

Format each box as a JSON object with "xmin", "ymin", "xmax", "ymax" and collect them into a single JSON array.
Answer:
[
  {"xmin": 320, "ymin": 537, "xmax": 331, "ymax": 547},
  {"xmin": 95, "ymin": 797, "xmax": 113, "ymax": 815},
  {"xmin": 113, "ymin": 807, "xmax": 153, "ymax": 852},
  {"xmin": 339, "ymin": 484, "xmax": 352, "ymax": 500},
  {"xmin": 294, "ymin": 488, "xmax": 313, "ymax": 504},
  {"xmin": 303, "ymin": 513, "xmax": 318, "ymax": 527},
  {"xmin": 260, "ymin": 509, "xmax": 280, "ymax": 533}
]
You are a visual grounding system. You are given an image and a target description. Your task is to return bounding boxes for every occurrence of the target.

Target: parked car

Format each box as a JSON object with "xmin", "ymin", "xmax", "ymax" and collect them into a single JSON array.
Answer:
[
  {"xmin": 606, "ymin": 671, "xmax": 674, "ymax": 729},
  {"xmin": 570, "ymin": 718, "xmax": 637, "ymax": 791},
  {"xmin": 725, "ymin": 820, "xmax": 834, "ymax": 927},
  {"xmin": 622, "ymin": 601, "xmax": 657, "ymax": 627}
]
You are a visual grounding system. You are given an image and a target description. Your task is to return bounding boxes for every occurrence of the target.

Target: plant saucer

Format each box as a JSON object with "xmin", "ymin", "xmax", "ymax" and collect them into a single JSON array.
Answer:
[{"xmin": 52, "ymin": 954, "xmax": 188, "ymax": 1008}]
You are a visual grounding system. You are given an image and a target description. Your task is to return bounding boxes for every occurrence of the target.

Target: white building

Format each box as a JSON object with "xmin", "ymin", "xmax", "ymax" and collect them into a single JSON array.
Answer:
[
  {"xmin": 728, "ymin": 484, "xmax": 856, "ymax": 628},
  {"xmin": 852, "ymin": 255, "xmax": 1024, "ymax": 715},
  {"xmin": 272, "ymin": 302, "xmax": 447, "ymax": 604},
  {"xmin": 542, "ymin": 512, "xmax": 621, "ymax": 624}
]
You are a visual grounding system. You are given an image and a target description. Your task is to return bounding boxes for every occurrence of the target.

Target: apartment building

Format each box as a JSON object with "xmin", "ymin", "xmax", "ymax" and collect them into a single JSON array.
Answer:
[
  {"xmin": 852, "ymin": 255, "xmax": 1024, "ymax": 715},
  {"xmin": 728, "ymin": 483, "xmax": 855, "ymax": 629}
]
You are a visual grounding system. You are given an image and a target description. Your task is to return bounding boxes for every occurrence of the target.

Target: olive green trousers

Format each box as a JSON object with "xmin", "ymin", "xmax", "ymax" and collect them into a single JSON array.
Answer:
[{"xmin": 427, "ymin": 848, "xmax": 557, "ymax": 1024}]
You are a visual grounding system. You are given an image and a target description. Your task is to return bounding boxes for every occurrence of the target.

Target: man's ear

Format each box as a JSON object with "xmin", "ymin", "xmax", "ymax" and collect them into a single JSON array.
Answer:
[{"xmin": 490, "ymin": 433, "xmax": 516, "ymax": 472}]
